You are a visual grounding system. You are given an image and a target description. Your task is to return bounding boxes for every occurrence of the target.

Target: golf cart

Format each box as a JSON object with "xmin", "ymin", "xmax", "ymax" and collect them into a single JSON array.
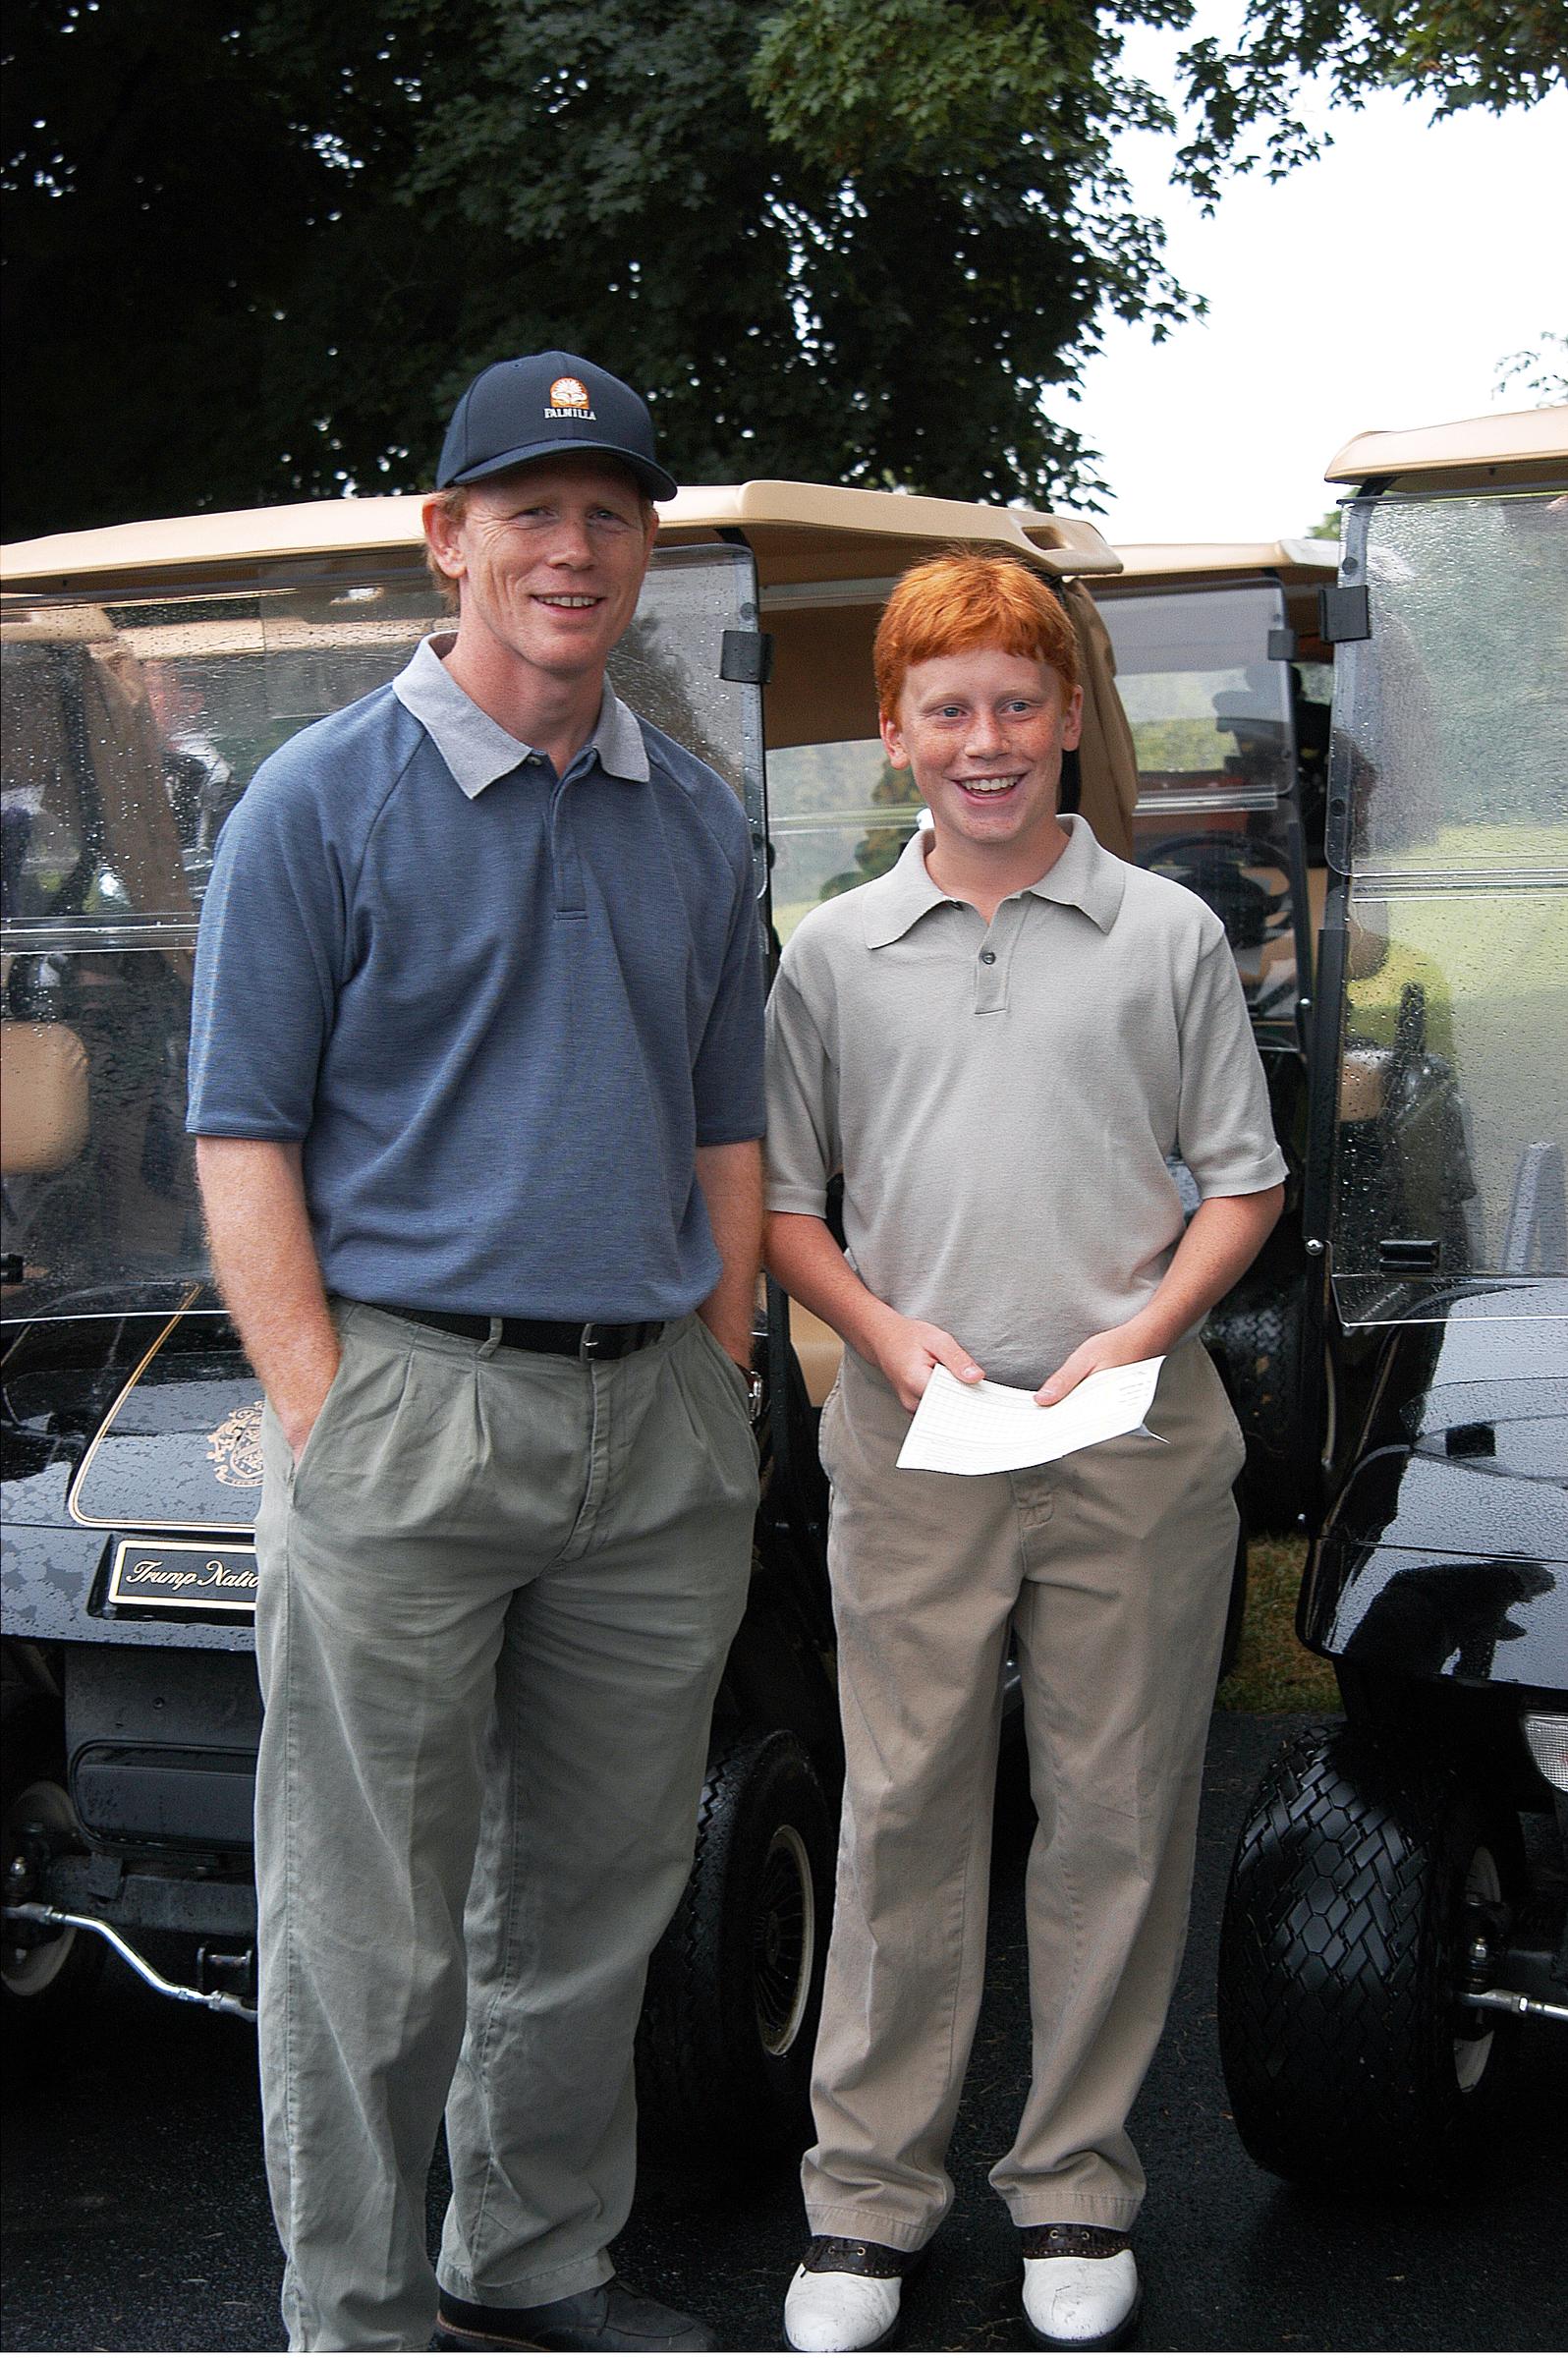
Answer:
[
  {"xmin": 1215, "ymin": 407, "xmax": 1568, "ymax": 2189},
  {"xmin": 1090, "ymin": 540, "xmax": 1338, "ymax": 1528},
  {"xmin": 0, "ymin": 481, "xmax": 1129, "ymax": 2154}
]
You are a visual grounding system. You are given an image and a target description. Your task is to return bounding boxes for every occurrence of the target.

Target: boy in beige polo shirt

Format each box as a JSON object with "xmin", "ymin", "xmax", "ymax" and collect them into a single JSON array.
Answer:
[{"xmin": 764, "ymin": 554, "xmax": 1286, "ymax": 2353}]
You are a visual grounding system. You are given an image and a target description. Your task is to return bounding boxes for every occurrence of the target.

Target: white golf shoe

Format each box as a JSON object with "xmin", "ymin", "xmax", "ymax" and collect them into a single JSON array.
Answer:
[
  {"xmin": 1021, "ymin": 2225, "xmax": 1141, "ymax": 2350},
  {"xmin": 783, "ymin": 2235, "xmax": 920, "ymax": 2353}
]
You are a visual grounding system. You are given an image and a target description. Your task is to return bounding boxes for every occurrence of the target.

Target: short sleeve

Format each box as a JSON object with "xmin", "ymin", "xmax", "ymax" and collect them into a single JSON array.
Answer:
[
  {"xmin": 1176, "ymin": 933, "xmax": 1290, "ymax": 1198},
  {"xmin": 186, "ymin": 757, "xmax": 345, "ymax": 1139},
  {"xmin": 691, "ymin": 854, "xmax": 766, "ymax": 1146},
  {"xmin": 764, "ymin": 953, "xmax": 840, "ymax": 1215}
]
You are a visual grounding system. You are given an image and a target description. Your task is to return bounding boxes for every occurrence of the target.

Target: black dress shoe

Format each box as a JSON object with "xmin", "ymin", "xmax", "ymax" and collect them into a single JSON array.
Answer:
[{"xmin": 435, "ymin": 2276, "xmax": 719, "ymax": 2352}]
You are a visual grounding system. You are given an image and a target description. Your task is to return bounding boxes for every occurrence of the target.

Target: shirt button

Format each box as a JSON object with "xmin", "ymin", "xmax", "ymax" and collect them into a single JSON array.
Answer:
[{"xmin": 980, "ymin": 949, "xmax": 997, "ymax": 965}]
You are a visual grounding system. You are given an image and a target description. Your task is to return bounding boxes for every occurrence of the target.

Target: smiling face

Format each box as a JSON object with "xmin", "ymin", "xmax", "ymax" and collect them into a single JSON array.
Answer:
[
  {"xmin": 422, "ymin": 453, "xmax": 657, "ymax": 700},
  {"xmin": 881, "ymin": 646, "xmax": 1085, "ymax": 876}
]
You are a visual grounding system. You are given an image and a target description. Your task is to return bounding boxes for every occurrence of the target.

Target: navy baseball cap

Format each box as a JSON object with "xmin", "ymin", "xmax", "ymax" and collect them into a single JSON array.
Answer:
[{"xmin": 435, "ymin": 351, "xmax": 678, "ymax": 501}]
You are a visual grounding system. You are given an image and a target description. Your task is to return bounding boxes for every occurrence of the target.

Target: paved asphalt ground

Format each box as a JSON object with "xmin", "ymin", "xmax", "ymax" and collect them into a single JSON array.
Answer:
[{"xmin": 3, "ymin": 1712, "xmax": 1564, "ymax": 2355}]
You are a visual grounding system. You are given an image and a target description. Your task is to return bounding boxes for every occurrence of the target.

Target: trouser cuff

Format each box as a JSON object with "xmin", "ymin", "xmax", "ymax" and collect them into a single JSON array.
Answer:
[
  {"xmin": 438, "ymin": 2247, "xmax": 614, "ymax": 2308},
  {"xmin": 1010, "ymin": 2196, "xmax": 1142, "ymax": 2231},
  {"xmin": 805, "ymin": 2204, "xmax": 935, "ymax": 2256}
]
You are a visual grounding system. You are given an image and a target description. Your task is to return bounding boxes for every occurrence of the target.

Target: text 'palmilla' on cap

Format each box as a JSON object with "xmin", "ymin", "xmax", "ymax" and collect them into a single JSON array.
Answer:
[{"xmin": 435, "ymin": 351, "xmax": 678, "ymax": 501}]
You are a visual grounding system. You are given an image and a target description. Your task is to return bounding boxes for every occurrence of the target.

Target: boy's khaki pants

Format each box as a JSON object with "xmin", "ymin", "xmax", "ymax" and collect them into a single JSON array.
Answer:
[
  {"xmin": 802, "ymin": 1337, "xmax": 1244, "ymax": 2248},
  {"xmin": 252, "ymin": 1304, "xmax": 757, "ymax": 2351}
]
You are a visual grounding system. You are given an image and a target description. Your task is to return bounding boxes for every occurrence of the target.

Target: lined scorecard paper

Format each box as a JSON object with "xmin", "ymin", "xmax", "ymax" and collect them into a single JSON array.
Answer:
[{"xmin": 897, "ymin": 1359, "xmax": 1165, "ymax": 1477}]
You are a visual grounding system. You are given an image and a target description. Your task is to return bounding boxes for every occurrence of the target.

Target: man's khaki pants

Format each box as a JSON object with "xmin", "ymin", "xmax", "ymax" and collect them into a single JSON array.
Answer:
[
  {"xmin": 802, "ymin": 1337, "xmax": 1244, "ymax": 2248},
  {"xmin": 252, "ymin": 1304, "xmax": 757, "ymax": 2351}
]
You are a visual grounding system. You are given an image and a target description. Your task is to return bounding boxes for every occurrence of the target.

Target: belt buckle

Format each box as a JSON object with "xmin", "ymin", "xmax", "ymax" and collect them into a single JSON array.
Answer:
[{"xmin": 579, "ymin": 1322, "xmax": 605, "ymax": 1361}]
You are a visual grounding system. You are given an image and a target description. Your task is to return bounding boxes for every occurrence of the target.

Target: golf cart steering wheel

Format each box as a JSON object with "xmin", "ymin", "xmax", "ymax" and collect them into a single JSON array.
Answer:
[{"xmin": 1141, "ymin": 832, "xmax": 1290, "ymax": 953}]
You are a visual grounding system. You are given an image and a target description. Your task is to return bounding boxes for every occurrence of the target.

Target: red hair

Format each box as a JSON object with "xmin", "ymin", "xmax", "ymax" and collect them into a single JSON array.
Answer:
[{"xmin": 874, "ymin": 551, "xmax": 1079, "ymax": 717}]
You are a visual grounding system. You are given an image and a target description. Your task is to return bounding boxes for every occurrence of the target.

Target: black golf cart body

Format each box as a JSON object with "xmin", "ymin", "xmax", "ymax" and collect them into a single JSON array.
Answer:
[
  {"xmin": 0, "ymin": 482, "xmax": 1126, "ymax": 2145},
  {"xmin": 1215, "ymin": 407, "xmax": 1568, "ymax": 2189},
  {"xmin": 1089, "ymin": 541, "xmax": 1338, "ymax": 1527}
]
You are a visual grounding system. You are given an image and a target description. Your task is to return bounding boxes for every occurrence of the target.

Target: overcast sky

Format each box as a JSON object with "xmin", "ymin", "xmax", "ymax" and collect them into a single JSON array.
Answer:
[{"xmin": 1052, "ymin": 7, "xmax": 1566, "ymax": 543}]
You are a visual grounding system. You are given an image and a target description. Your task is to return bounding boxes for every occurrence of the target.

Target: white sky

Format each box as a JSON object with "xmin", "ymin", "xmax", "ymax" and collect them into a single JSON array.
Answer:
[{"xmin": 1051, "ymin": 6, "xmax": 1567, "ymax": 542}]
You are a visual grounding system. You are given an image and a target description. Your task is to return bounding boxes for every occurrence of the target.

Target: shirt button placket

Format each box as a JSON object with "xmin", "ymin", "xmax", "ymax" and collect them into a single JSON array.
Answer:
[
  {"xmin": 976, "ymin": 926, "xmax": 1008, "ymax": 1014},
  {"xmin": 549, "ymin": 773, "xmax": 588, "ymax": 919}
]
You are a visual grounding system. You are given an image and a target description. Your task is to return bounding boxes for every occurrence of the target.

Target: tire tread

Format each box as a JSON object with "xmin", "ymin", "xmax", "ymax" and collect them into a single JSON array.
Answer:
[{"xmin": 1217, "ymin": 1723, "xmax": 1514, "ymax": 2193}]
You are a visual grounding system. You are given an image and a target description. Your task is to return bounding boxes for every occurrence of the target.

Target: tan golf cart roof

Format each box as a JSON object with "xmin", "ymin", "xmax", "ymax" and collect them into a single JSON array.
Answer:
[
  {"xmin": 1096, "ymin": 539, "xmax": 1339, "ymax": 590},
  {"xmin": 0, "ymin": 480, "xmax": 1119, "ymax": 596},
  {"xmin": 1326, "ymin": 406, "xmax": 1568, "ymax": 492}
]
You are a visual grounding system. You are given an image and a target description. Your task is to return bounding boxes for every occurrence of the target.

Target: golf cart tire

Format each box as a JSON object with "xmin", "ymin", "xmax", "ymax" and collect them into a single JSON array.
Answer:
[
  {"xmin": 1217, "ymin": 1723, "xmax": 1518, "ymax": 2194},
  {"xmin": 637, "ymin": 1728, "xmax": 833, "ymax": 2163},
  {"xmin": 1, "ymin": 1698, "xmax": 106, "ymax": 2041}
]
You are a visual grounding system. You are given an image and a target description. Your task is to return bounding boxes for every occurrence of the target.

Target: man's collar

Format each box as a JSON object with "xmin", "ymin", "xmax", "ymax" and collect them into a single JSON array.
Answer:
[
  {"xmin": 862, "ymin": 813, "xmax": 1125, "ymax": 948},
  {"xmin": 590, "ymin": 679, "xmax": 651, "ymax": 784},
  {"xmin": 392, "ymin": 633, "xmax": 650, "ymax": 798}
]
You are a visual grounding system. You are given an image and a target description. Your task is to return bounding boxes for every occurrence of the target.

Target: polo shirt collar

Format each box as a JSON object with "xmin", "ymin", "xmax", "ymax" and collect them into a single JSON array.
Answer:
[
  {"xmin": 392, "ymin": 632, "xmax": 650, "ymax": 799},
  {"xmin": 862, "ymin": 812, "xmax": 1125, "ymax": 948},
  {"xmin": 1024, "ymin": 812, "xmax": 1126, "ymax": 932}
]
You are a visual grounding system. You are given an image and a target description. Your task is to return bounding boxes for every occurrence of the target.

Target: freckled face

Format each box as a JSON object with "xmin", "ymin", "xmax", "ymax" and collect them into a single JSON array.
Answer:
[
  {"xmin": 881, "ymin": 647, "xmax": 1084, "ymax": 864},
  {"xmin": 425, "ymin": 454, "xmax": 656, "ymax": 688}
]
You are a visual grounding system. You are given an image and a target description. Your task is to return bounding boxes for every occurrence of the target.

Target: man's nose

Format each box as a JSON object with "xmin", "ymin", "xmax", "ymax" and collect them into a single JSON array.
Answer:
[
  {"xmin": 964, "ymin": 708, "xmax": 1006, "ymax": 756},
  {"xmin": 544, "ymin": 514, "xmax": 594, "ymax": 565}
]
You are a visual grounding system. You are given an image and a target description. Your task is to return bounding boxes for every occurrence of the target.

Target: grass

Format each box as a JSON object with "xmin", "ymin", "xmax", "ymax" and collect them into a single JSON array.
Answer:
[{"xmin": 1215, "ymin": 1534, "xmax": 1340, "ymax": 1714}]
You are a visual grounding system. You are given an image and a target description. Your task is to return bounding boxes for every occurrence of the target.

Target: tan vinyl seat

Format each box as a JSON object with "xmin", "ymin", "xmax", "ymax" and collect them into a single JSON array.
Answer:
[
  {"xmin": 1340, "ymin": 1046, "xmax": 1391, "ymax": 1123},
  {"xmin": 789, "ymin": 1301, "xmax": 845, "ymax": 1407},
  {"xmin": 1, "ymin": 1021, "xmax": 90, "ymax": 1173}
]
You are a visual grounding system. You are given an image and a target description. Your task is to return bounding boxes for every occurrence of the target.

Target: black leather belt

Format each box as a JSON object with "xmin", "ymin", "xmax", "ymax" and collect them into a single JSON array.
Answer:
[{"xmin": 375, "ymin": 1307, "xmax": 666, "ymax": 1361}]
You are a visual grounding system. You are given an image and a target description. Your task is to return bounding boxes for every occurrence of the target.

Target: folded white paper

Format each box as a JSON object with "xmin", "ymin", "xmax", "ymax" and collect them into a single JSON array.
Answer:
[{"xmin": 896, "ymin": 1358, "xmax": 1165, "ymax": 1476}]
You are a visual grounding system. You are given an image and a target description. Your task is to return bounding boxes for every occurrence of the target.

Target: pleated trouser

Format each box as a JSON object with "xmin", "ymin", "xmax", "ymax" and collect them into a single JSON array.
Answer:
[
  {"xmin": 252, "ymin": 1304, "xmax": 756, "ymax": 2350},
  {"xmin": 802, "ymin": 1336, "xmax": 1244, "ymax": 2247}
]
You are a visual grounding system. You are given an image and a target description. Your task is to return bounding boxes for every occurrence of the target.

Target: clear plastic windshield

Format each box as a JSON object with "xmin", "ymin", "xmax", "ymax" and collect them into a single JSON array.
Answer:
[
  {"xmin": 766, "ymin": 738, "xmax": 923, "ymax": 945},
  {"xmin": 1326, "ymin": 491, "xmax": 1568, "ymax": 884},
  {"xmin": 0, "ymin": 542, "xmax": 762, "ymax": 1321},
  {"xmin": 1102, "ymin": 581, "xmax": 1307, "ymax": 1033},
  {"xmin": 1327, "ymin": 489, "xmax": 1568, "ymax": 1322},
  {"xmin": 1103, "ymin": 582, "xmax": 1294, "ymax": 810}
]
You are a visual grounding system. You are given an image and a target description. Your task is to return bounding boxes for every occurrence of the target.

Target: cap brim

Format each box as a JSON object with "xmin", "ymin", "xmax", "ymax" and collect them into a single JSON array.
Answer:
[{"xmin": 441, "ymin": 436, "xmax": 678, "ymax": 503}]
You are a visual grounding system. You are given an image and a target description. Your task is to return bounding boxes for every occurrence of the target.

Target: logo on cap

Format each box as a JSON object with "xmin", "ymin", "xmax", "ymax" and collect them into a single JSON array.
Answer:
[{"xmin": 545, "ymin": 375, "xmax": 594, "ymax": 420}]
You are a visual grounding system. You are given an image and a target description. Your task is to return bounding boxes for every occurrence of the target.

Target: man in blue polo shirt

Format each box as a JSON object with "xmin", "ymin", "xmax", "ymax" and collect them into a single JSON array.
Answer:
[{"xmin": 189, "ymin": 352, "xmax": 764, "ymax": 2354}]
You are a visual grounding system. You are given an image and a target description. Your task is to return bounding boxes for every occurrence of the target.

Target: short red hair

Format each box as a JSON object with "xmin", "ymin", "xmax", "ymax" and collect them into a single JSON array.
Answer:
[{"xmin": 874, "ymin": 551, "xmax": 1080, "ymax": 717}]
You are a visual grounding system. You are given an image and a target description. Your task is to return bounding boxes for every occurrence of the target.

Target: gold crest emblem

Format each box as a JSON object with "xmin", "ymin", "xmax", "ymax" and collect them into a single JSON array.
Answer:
[
  {"xmin": 548, "ymin": 375, "xmax": 590, "ymax": 412},
  {"xmin": 207, "ymin": 1400, "xmax": 264, "ymax": 1490}
]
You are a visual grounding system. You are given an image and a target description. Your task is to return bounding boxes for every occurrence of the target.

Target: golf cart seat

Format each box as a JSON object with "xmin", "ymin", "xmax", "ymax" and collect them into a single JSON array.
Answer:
[{"xmin": 0, "ymin": 1017, "xmax": 90, "ymax": 1174}]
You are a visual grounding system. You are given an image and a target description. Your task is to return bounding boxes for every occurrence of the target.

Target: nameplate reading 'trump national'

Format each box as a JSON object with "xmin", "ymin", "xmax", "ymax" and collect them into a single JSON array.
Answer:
[{"xmin": 108, "ymin": 1539, "xmax": 258, "ymax": 1613}]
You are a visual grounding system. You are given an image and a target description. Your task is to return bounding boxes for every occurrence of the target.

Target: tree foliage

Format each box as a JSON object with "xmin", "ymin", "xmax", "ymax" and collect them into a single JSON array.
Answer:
[
  {"xmin": 1174, "ymin": 2, "xmax": 1568, "ymax": 203},
  {"xmin": 4, "ymin": 0, "xmax": 1190, "ymax": 533},
  {"xmin": 2, "ymin": 0, "xmax": 1558, "ymax": 540},
  {"xmin": 2, "ymin": 0, "xmax": 442, "ymax": 532},
  {"xmin": 1493, "ymin": 333, "xmax": 1568, "ymax": 405},
  {"xmin": 756, "ymin": 4, "xmax": 1565, "ymax": 197}
]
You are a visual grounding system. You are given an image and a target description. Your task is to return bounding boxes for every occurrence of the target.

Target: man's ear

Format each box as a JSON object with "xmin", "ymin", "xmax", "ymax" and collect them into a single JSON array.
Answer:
[
  {"xmin": 1062, "ymin": 683, "xmax": 1085, "ymax": 752},
  {"xmin": 879, "ymin": 708, "xmax": 909, "ymax": 768},
  {"xmin": 421, "ymin": 496, "xmax": 466, "ymax": 585}
]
